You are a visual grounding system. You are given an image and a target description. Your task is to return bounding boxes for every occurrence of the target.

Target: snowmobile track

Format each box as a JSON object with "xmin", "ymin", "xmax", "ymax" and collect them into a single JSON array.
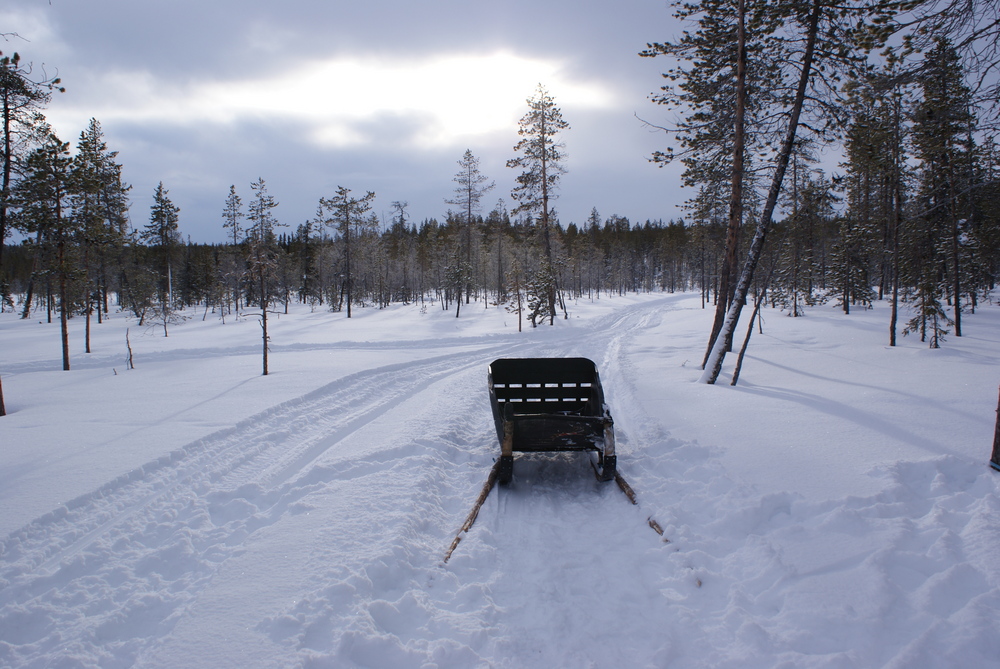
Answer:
[{"xmin": 2, "ymin": 343, "xmax": 524, "ymax": 582}]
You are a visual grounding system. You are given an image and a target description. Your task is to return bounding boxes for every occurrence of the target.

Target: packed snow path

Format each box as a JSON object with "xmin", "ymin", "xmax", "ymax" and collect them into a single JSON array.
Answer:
[{"xmin": 1, "ymin": 294, "xmax": 999, "ymax": 667}]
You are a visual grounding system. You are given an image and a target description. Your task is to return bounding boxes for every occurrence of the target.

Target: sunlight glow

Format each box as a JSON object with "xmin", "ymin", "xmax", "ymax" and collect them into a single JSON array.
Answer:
[{"xmin": 65, "ymin": 52, "xmax": 613, "ymax": 150}]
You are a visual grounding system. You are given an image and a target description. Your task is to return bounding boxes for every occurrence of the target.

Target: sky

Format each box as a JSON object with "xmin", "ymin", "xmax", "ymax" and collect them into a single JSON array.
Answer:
[{"xmin": 2, "ymin": 0, "xmax": 692, "ymax": 243}]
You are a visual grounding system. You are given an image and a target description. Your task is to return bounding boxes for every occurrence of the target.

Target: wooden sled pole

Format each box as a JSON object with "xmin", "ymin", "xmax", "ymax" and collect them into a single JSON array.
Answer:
[{"xmin": 443, "ymin": 459, "xmax": 501, "ymax": 563}]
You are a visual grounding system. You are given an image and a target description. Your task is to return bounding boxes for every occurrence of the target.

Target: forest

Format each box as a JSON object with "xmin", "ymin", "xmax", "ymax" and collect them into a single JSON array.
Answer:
[{"xmin": 2, "ymin": 1, "xmax": 1000, "ymax": 371}]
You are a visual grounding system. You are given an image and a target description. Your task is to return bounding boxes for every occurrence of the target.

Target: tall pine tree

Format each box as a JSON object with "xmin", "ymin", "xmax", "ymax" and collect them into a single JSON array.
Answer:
[
  {"xmin": 142, "ymin": 182, "xmax": 180, "ymax": 336},
  {"xmin": 507, "ymin": 84, "xmax": 569, "ymax": 325},
  {"xmin": 13, "ymin": 131, "xmax": 76, "ymax": 369},
  {"xmin": 908, "ymin": 37, "xmax": 973, "ymax": 345},
  {"xmin": 246, "ymin": 177, "xmax": 280, "ymax": 375}
]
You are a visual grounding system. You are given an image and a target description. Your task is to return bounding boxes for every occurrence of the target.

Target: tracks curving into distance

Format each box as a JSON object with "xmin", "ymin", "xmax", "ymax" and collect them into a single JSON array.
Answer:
[{"xmin": 0, "ymin": 296, "xmax": 685, "ymax": 666}]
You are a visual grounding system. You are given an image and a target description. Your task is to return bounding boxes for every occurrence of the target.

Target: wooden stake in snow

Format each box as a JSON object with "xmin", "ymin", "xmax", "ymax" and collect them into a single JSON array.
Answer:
[{"xmin": 126, "ymin": 328, "xmax": 135, "ymax": 370}]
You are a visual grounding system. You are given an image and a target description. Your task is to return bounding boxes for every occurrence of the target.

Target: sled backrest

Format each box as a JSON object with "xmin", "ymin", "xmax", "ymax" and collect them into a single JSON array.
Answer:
[{"xmin": 488, "ymin": 357, "xmax": 605, "ymax": 416}]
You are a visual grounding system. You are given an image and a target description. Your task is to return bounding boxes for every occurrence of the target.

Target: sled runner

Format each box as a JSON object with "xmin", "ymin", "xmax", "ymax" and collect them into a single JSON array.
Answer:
[{"xmin": 488, "ymin": 357, "xmax": 616, "ymax": 484}]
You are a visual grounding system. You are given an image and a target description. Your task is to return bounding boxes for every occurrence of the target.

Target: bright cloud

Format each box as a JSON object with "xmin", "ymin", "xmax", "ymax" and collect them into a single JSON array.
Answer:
[{"xmin": 56, "ymin": 52, "xmax": 614, "ymax": 150}]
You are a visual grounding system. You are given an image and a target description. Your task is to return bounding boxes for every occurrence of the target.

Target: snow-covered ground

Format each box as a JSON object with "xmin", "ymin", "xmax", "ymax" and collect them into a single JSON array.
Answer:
[{"xmin": 1, "ymin": 292, "xmax": 998, "ymax": 668}]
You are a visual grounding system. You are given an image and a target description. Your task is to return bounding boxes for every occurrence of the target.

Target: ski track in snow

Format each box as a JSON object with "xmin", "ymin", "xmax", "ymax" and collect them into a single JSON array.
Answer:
[{"xmin": 2, "ymin": 294, "xmax": 999, "ymax": 667}]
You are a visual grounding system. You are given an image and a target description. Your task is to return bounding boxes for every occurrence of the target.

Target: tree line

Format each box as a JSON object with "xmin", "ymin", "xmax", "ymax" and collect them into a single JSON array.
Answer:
[
  {"xmin": 3, "ymin": 1, "xmax": 1000, "ymax": 385},
  {"xmin": 642, "ymin": 0, "xmax": 1000, "ymax": 383}
]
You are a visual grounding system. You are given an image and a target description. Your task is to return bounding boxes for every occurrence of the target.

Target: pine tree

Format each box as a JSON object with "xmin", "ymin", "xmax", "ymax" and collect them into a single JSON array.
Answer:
[
  {"xmin": 841, "ymin": 68, "xmax": 911, "ymax": 342},
  {"xmin": 222, "ymin": 184, "xmax": 243, "ymax": 246},
  {"xmin": 693, "ymin": 0, "xmax": 901, "ymax": 383},
  {"xmin": 774, "ymin": 165, "xmax": 836, "ymax": 316},
  {"xmin": 72, "ymin": 118, "xmax": 129, "ymax": 351},
  {"xmin": 507, "ymin": 84, "xmax": 569, "ymax": 325},
  {"xmin": 910, "ymin": 37, "xmax": 974, "ymax": 341},
  {"xmin": 221, "ymin": 184, "xmax": 244, "ymax": 314},
  {"xmin": 642, "ymin": 0, "xmax": 783, "ymax": 361},
  {"xmin": 446, "ymin": 149, "xmax": 494, "ymax": 310},
  {"xmin": 246, "ymin": 177, "xmax": 280, "ymax": 375},
  {"xmin": 318, "ymin": 186, "xmax": 375, "ymax": 318},
  {"xmin": 525, "ymin": 261, "xmax": 556, "ymax": 328},
  {"xmin": 1, "ymin": 50, "xmax": 63, "ymax": 280},
  {"xmin": 13, "ymin": 131, "xmax": 76, "ymax": 369},
  {"xmin": 142, "ymin": 182, "xmax": 180, "ymax": 336}
]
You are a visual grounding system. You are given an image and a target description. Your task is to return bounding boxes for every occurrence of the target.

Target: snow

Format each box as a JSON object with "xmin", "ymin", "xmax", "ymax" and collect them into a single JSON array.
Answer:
[{"xmin": 1, "ymin": 292, "xmax": 998, "ymax": 668}]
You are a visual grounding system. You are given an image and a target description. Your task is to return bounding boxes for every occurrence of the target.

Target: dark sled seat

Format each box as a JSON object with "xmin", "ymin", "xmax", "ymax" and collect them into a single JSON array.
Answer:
[{"xmin": 488, "ymin": 357, "xmax": 616, "ymax": 483}]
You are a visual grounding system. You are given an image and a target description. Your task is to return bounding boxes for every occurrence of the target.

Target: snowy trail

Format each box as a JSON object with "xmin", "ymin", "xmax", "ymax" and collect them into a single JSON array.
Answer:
[
  {"xmin": 2, "ymin": 293, "xmax": 998, "ymax": 668},
  {"xmin": 0, "ymin": 295, "xmax": 686, "ymax": 667},
  {"xmin": 0, "ymin": 338, "xmax": 536, "ymax": 667}
]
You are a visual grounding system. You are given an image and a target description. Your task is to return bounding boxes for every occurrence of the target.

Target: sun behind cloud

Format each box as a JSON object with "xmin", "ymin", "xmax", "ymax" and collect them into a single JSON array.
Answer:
[
  {"xmin": 210, "ymin": 51, "xmax": 612, "ymax": 148},
  {"xmin": 54, "ymin": 51, "xmax": 613, "ymax": 151}
]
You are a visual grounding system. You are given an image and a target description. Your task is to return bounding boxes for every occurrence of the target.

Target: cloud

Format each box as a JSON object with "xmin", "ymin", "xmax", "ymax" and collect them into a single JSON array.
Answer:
[
  {"xmin": 6, "ymin": 0, "xmax": 689, "ymax": 242},
  {"xmin": 50, "ymin": 51, "xmax": 615, "ymax": 153}
]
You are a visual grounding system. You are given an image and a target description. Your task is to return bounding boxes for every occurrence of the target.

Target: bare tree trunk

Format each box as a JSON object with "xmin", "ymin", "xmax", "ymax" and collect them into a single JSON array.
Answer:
[
  {"xmin": 20, "ymin": 228, "xmax": 43, "ymax": 320},
  {"xmin": 59, "ymin": 244, "xmax": 70, "ymax": 371},
  {"xmin": 949, "ymin": 163, "xmax": 962, "ymax": 337},
  {"xmin": 345, "ymin": 219, "xmax": 352, "ymax": 319},
  {"xmin": 126, "ymin": 328, "xmax": 135, "ymax": 370},
  {"xmin": 731, "ymin": 292, "xmax": 763, "ymax": 387},
  {"xmin": 889, "ymin": 92, "xmax": 903, "ymax": 346},
  {"xmin": 702, "ymin": 0, "xmax": 822, "ymax": 384},
  {"xmin": 261, "ymin": 273, "xmax": 269, "ymax": 376},
  {"xmin": 0, "ymin": 375, "xmax": 6, "ymax": 416},
  {"xmin": 731, "ymin": 245, "xmax": 781, "ymax": 386},
  {"xmin": 85, "ymin": 299, "xmax": 92, "ymax": 353},
  {"xmin": 992, "ymin": 384, "xmax": 1000, "ymax": 471},
  {"xmin": 703, "ymin": 0, "xmax": 747, "ymax": 368}
]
